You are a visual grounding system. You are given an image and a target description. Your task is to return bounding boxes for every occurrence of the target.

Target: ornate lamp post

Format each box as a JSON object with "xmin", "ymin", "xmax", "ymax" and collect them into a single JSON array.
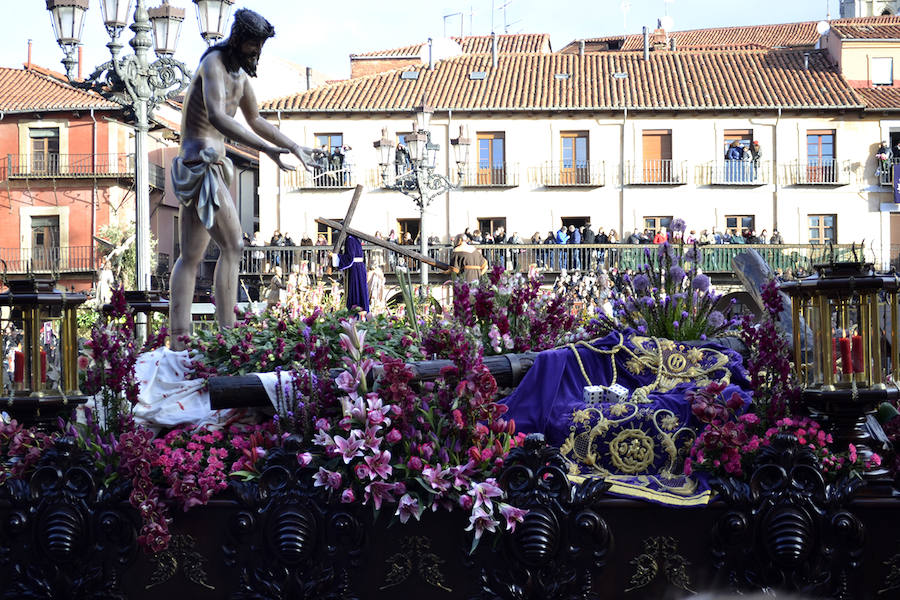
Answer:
[
  {"xmin": 45, "ymin": 0, "xmax": 231, "ymax": 331},
  {"xmin": 780, "ymin": 259, "xmax": 899, "ymax": 479},
  {"xmin": 373, "ymin": 103, "xmax": 470, "ymax": 290}
]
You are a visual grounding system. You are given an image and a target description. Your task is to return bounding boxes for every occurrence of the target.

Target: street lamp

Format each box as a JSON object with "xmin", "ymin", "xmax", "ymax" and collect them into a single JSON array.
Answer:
[
  {"xmin": 46, "ymin": 0, "xmax": 229, "ymax": 332},
  {"xmin": 373, "ymin": 103, "xmax": 470, "ymax": 290}
]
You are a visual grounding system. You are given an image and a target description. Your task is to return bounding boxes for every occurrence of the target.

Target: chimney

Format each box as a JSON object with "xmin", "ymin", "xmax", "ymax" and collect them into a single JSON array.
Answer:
[
  {"xmin": 305, "ymin": 66, "xmax": 312, "ymax": 90},
  {"xmin": 579, "ymin": 40, "xmax": 585, "ymax": 57},
  {"xmin": 26, "ymin": 39, "xmax": 32, "ymax": 69},
  {"xmin": 804, "ymin": 52, "xmax": 810, "ymax": 71},
  {"xmin": 78, "ymin": 45, "xmax": 83, "ymax": 80},
  {"xmin": 670, "ymin": 36, "xmax": 677, "ymax": 51},
  {"xmin": 428, "ymin": 37, "xmax": 434, "ymax": 70},
  {"xmin": 643, "ymin": 26, "xmax": 649, "ymax": 61},
  {"xmin": 491, "ymin": 31, "xmax": 498, "ymax": 68}
]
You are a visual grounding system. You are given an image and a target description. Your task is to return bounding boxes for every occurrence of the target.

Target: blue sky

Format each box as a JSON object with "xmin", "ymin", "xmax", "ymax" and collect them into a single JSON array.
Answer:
[{"xmin": 2, "ymin": 0, "xmax": 841, "ymax": 79}]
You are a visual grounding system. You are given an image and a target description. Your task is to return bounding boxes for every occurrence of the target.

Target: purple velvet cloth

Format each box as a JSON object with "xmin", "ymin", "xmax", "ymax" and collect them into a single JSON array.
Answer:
[
  {"xmin": 501, "ymin": 331, "xmax": 752, "ymax": 506},
  {"xmin": 335, "ymin": 235, "xmax": 369, "ymax": 312}
]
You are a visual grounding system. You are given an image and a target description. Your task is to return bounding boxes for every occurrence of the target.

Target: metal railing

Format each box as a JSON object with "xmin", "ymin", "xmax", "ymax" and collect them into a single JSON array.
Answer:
[
  {"xmin": 149, "ymin": 162, "xmax": 166, "ymax": 189},
  {"xmin": 456, "ymin": 163, "xmax": 519, "ymax": 187},
  {"xmin": 0, "ymin": 246, "xmax": 99, "ymax": 273},
  {"xmin": 236, "ymin": 243, "xmax": 867, "ymax": 278},
  {"xmin": 703, "ymin": 160, "xmax": 772, "ymax": 185},
  {"xmin": 534, "ymin": 161, "xmax": 605, "ymax": 187},
  {"xmin": 786, "ymin": 159, "xmax": 851, "ymax": 185},
  {"xmin": 284, "ymin": 167, "xmax": 357, "ymax": 189},
  {"xmin": 624, "ymin": 160, "xmax": 689, "ymax": 185},
  {"xmin": 2, "ymin": 153, "xmax": 135, "ymax": 178},
  {"xmin": 878, "ymin": 159, "xmax": 900, "ymax": 186}
]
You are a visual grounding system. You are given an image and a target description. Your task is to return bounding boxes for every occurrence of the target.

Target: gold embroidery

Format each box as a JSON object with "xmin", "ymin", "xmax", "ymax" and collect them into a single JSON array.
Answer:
[{"xmin": 609, "ymin": 429, "xmax": 655, "ymax": 473}]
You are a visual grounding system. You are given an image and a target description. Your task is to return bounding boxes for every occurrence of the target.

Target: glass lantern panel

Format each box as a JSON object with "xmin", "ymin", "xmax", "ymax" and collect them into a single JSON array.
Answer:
[
  {"xmin": 37, "ymin": 308, "xmax": 64, "ymax": 393},
  {"xmin": 1, "ymin": 310, "xmax": 21, "ymax": 397}
]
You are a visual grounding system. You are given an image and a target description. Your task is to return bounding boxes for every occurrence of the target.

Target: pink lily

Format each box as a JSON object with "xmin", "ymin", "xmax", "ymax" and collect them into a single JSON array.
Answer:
[
  {"xmin": 468, "ymin": 479, "xmax": 504, "ymax": 512},
  {"xmin": 396, "ymin": 493, "xmax": 421, "ymax": 524},
  {"xmin": 364, "ymin": 450, "xmax": 392, "ymax": 480},
  {"xmin": 499, "ymin": 503, "xmax": 528, "ymax": 532},
  {"xmin": 363, "ymin": 481, "xmax": 398, "ymax": 510},
  {"xmin": 333, "ymin": 432, "xmax": 364, "ymax": 464},
  {"xmin": 465, "ymin": 505, "xmax": 499, "ymax": 540}
]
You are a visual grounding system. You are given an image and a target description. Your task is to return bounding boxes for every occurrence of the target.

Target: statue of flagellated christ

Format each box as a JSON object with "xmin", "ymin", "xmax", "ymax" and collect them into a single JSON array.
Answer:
[{"xmin": 168, "ymin": 9, "xmax": 318, "ymax": 350}]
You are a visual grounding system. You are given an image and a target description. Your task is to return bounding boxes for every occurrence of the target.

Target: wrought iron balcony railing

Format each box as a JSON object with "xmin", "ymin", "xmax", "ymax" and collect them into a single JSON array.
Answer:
[
  {"xmin": 786, "ymin": 159, "xmax": 851, "ymax": 185},
  {"xmin": 0, "ymin": 246, "xmax": 99, "ymax": 274},
  {"xmin": 284, "ymin": 167, "xmax": 357, "ymax": 189},
  {"xmin": 533, "ymin": 161, "xmax": 606, "ymax": 187},
  {"xmin": 702, "ymin": 160, "xmax": 772, "ymax": 185},
  {"xmin": 878, "ymin": 159, "xmax": 900, "ymax": 186},
  {"xmin": 1, "ymin": 154, "xmax": 135, "ymax": 179},
  {"xmin": 624, "ymin": 160, "xmax": 689, "ymax": 185},
  {"xmin": 455, "ymin": 163, "xmax": 519, "ymax": 187}
]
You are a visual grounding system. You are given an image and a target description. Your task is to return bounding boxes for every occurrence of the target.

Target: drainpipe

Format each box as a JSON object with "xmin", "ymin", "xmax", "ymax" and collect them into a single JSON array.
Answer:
[
  {"xmin": 773, "ymin": 107, "xmax": 781, "ymax": 233},
  {"xmin": 305, "ymin": 66, "xmax": 312, "ymax": 91},
  {"xmin": 276, "ymin": 109, "xmax": 282, "ymax": 232},
  {"xmin": 643, "ymin": 27, "xmax": 649, "ymax": 61},
  {"xmin": 620, "ymin": 107, "xmax": 628, "ymax": 237},
  {"xmin": 90, "ymin": 108, "xmax": 97, "ymax": 269},
  {"xmin": 27, "ymin": 39, "xmax": 32, "ymax": 69}
]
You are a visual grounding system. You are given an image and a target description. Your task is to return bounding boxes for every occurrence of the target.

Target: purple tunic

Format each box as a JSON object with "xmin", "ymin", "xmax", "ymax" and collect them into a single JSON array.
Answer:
[{"xmin": 335, "ymin": 235, "xmax": 369, "ymax": 312}]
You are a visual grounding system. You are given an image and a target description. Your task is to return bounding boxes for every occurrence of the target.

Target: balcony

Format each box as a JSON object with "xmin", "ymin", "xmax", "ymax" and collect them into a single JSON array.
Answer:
[
  {"xmin": 535, "ymin": 162, "xmax": 606, "ymax": 187},
  {"xmin": 786, "ymin": 159, "xmax": 850, "ymax": 186},
  {"xmin": 624, "ymin": 160, "xmax": 688, "ymax": 185},
  {"xmin": 285, "ymin": 166, "xmax": 357, "ymax": 190},
  {"xmin": 702, "ymin": 160, "xmax": 772, "ymax": 185},
  {"xmin": 879, "ymin": 159, "xmax": 900, "ymax": 186},
  {"xmin": 1, "ymin": 154, "xmax": 135, "ymax": 179},
  {"xmin": 455, "ymin": 163, "xmax": 519, "ymax": 188},
  {"xmin": 0, "ymin": 246, "xmax": 99, "ymax": 274}
]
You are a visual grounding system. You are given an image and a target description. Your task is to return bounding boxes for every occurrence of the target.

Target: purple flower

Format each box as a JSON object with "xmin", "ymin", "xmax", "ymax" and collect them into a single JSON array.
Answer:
[
  {"xmin": 313, "ymin": 467, "xmax": 343, "ymax": 490},
  {"xmin": 669, "ymin": 265, "xmax": 685, "ymax": 282},
  {"xmin": 633, "ymin": 274, "xmax": 651, "ymax": 293},
  {"xmin": 671, "ymin": 218, "xmax": 686, "ymax": 233},
  {"xmin": 340, "ymin": 488, "xmax": 355, "ymax": 503},
  {"xmin": 422, "ymin": 464, "xmax": 452, "ymax": 493},
  {"xmin": 396, "ymin": 493, "xmax": 421, "ymax": 524},
  {"xmin": 297, "ymin": 452, "xmax": 312, "ymax": 466},
  {"xmin": 465, "ymin": 505, "xmax": 500, "ymax": 540},
  {"xmin": 333, "ymin": 433, "xmax": 364, "ymax": 463},
  {"xmin": 685, "ymin": 245, "xmax": 702, "ymax": 263},
  {"xmin": 364, "ymin": 450, "xmax": 393, "ymax": 479},
  {"xmin": 691, "ymin": 274, "xmax": 710, "ymax": 292},
  {"xmin": 335, "ymin": 370, "xmax": 359, "ymax": 394},
  {"xmin": 364, "ymin": 481, "xmax": 399, "ymax": 510},
  {"xmin": 708, "ymin": 310, "xmax": 725, "ymax": 328},
  {"xmin": 499, "ymin": 503, "xmax": 528, "ymax": 532},
  {"xmin": 468, "ymin": 479, "xmax": 504, "ymax": 512}
]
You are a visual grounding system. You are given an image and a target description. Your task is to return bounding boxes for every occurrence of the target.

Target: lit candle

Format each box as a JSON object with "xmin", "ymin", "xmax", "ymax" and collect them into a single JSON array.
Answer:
[
  {"xmin": 839, "ymin": 337, "xmax": 853, "ymax": 375},
  {"xmin": 851, "ymin": 334, "xmax": 865, "ymax": 374},
  {"xmin": 13, "ymin": 350, "xmax": 24, "ymax": 383},
  {"xmin": 40, "ymin": 348, "xmax": 47, "ymax": 383}
]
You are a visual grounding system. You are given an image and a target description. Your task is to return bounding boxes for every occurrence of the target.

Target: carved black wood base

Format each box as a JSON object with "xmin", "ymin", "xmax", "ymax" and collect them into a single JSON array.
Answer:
[
  {"xmin": 0, "ymin": 437, "xmax": 139, "ymax": 599},
  {"xmin": 711, "ymin": 432, "xmax": 865, "ymax": 599},
  {"xmin": 470, "ymin": 433, "xmax": 612, "ymax": 600},
  {"xmin": 223, "ymin": 434, "xmax": 365, "ymax": 600}
]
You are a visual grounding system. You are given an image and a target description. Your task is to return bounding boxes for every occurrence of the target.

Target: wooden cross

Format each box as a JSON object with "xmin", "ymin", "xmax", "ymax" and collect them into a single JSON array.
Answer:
[{"xmin": 319, "ymin": 185, "xmax": 450, "ymax": 271}]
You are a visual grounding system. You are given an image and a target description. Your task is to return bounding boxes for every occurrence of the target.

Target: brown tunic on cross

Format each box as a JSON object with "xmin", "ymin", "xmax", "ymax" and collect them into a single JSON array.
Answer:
[{"xmin": 451, "ymin": 246, "xmax": 488, "ymax": 283}]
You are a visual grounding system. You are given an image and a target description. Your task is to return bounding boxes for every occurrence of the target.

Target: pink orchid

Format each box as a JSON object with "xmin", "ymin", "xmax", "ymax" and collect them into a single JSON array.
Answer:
[
  {"xmin": 465, "ymin": 505, "xmax": 499, "ymax": 540},
  {"xmin": 468, "ymin": 479, "xmax": 504, "ymax": 512},
  {"xmin": 396, "ymin": 493, "xmax": 421, "ymax": 524},
  {"xmin": 363, "ymin": 481, "xmax": 398, "ymax": 510},
  {"xmin": 364, "ymin": 450, "xmax": 393, "ymax": 479},
  {"xmin": 333, "ymin": 432, "xmax": 365, "ymax": 464},
  {"xmin": 499, "ymin": 503, "xmax": 528, "ymax": 532}
]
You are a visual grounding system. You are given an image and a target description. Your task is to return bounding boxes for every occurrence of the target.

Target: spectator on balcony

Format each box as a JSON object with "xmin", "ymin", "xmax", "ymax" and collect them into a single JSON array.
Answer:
[
  {"xmin": 698, "ymin": 229, "xmax": 712, "ymax": 245},
  {"xmin": 626, "ymin": 230, "xmax": 641, "ymax": 245},
  {"xmin": 543, "ymin": 231, "xmax": 556, "ymax": 268},
  {"xmin": 606, "ymin": 229, "xmax": 619, "ymax": 269},
  {"xmin": 758, "ymin": 229, "xmax": 769, "ymax": 244},
  {"xmin": 395, "ymin": 144, "xmax": 411, "ymax": 176},
  {"xmin": 556, "ymin": 223, "xmax": 570, "ymax": 270},
  {"xmin": 749, "ymin": 140, "xmax": 762, "ymax": 179},
  {"xmin": 640, "ymin": 229, "xmax": 653, "ymax": 243},
  {"xmin": 685, "ymin": 230, "xmax": 697, "ymax": 244},
  {"xmin": 770, "ymin": 229, "xmax": 784, "ymax": 244},
  {"xmin": 568, "ymin": 224, "xmax": 582, "ymax": 270},
  {"xmin": 470, "ymin": 229, "xmax": 483, "ymax": 244},
  {"xmin": 726, "ymin": 140, "xmax": 747, "ymax": 182},
  {"xmin": 653, "ymin": 227, "xmax": 668, "ymax": 244},
  {"xmin": 341, "ymin": 145, "xmax": 354, "ymax": 185},
  {"xmin": 250, "ymin": 231, "xmax": 265, "ymax": 273}
]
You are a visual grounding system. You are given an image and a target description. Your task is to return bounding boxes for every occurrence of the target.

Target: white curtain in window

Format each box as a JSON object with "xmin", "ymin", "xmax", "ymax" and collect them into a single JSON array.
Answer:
[{"xmin": 872, "ymin": 57, "xmax": 893, "ymax": 85}]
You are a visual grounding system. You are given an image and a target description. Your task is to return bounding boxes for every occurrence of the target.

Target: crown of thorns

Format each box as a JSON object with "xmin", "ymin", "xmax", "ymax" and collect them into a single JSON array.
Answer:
[{"xmin": 229, "ymin": 9, "xmax": 275, "ymax": 42}]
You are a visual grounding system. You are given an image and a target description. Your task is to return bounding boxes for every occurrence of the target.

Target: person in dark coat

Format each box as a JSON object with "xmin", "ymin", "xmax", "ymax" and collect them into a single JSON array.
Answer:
[
  {"xmin": 450, "ymin": 234, "xmax": 488, "ymax": 283},
  {"xmin": 332, "ymin": 235, "xmax": 369, "ymax": 313}
]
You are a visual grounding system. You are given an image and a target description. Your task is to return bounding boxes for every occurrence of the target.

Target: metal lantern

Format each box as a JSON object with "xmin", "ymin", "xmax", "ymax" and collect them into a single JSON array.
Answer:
[
  {"xmin": 781, "ymin": 261, "xmax": 899, "ymax": 478},
  {"xmin": 193, "ymin": 0, "xmax": 234, "ymax": 45},
  {"xmin": 148, "ymin": 1, "xmax": 185, "ymax": 57},
  {"xmin": 0, "ymin": 279, "xmax": 88, "ymax": 423}
]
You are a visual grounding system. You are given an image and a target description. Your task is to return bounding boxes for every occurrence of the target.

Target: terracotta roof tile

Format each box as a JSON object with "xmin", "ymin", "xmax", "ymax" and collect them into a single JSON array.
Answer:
[
  {"xmin": 857, "ymin": 87, "xmax": 900, "ymax": 110},
  {"xmin": 0, "ymin": 66, "xmax": 119, "ymax": 112},
  {"xmin": 831, "ymin": 23, "xmax": 900, "ymax": 39},
  {"xmin": 561, "ymin": 15, "xmax": 900, "ymax": 53},
  {"xmin": 262, "ymin": 49, "xmax": 862, "ymax": 113},
  {"xmin": 352, "ymin": 33, "xmax": 551, "ymax": 58}
]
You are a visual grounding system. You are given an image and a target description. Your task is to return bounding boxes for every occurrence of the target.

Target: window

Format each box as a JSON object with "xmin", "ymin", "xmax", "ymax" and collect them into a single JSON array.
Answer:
[
  {"xmin": 644, "ymin": 216, "xmax": 672, "ymax": 237},
  {"xmin": 561, "ymin": 131, "xmax": 589, "ymax": 184},
  {"xmin": 396, "ymin": 218, "xmax": 420, "ymax": 245},
  {"xmin": 725, "ymin": 215, "xmax": 756, "ymax": 236},
  {"xmin": 872, "ymin": 57, "xmax": 893, "ymax": 86},
  {"xmin": 477, "ymin": 132, "xmax": 506, "ymax": 185},
  {"xmin": 807, "ymin": 129, "xmax": 836, "ymax": 183},
  {"xmin": 317, "ymin": 219, "xmax": 342, "ymax": 245},
  {"xmin": 30, "ymin": 127, "xmax": 60, "ymax": 174},
  {"xmin": 478, "ymin": 217, "xmax": 507, "ymax": 240},
  {"xmin": 723, "ymin": 129, "xmax": 752, "ymax": 157},
  {"xmin": 808, "ymin": 214, "xmax": 836, "ymax": 244},
  {"xmin": 642, "ymin": 130, "xmax": 673, "ymax": 182},
  {"xmin": 30, "ymin": 215, "xmax": 59, "ymax": 270},
  {"xmin": 315, "ymin": 133, "xmax": 343, "ymax": 153}
]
